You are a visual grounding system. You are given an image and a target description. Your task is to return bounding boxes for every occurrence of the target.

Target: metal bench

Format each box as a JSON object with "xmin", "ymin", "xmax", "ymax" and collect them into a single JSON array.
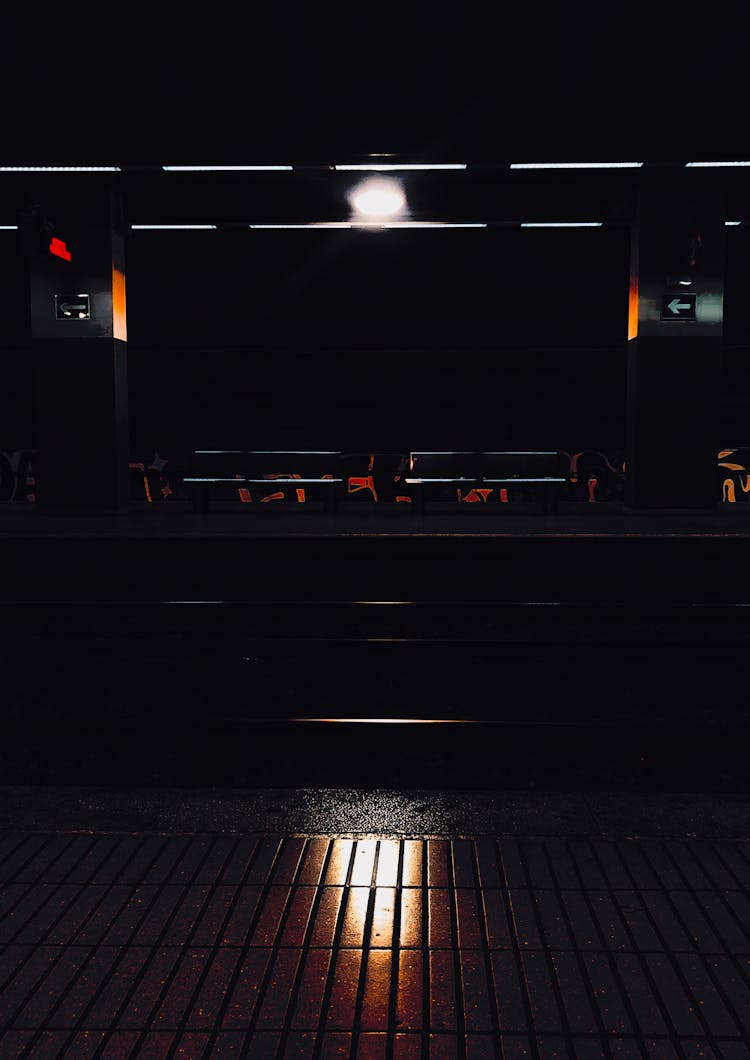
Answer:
[
  {"xmin": 406, "ymin": 450, "xmax": 567, "ymax": 512},
  {"xmin": 185, "ymin": 450, "xmax": 343, "ymax": 513}
]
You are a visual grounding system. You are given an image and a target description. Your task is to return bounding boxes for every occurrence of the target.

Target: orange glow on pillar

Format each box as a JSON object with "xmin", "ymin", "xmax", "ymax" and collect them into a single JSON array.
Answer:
[
  {"xmin": 112, "ymin": 267, "xmax": 127, "ymax": 340},
  {"xmin": 628, "ymin": 273, "xmax": 638, "ymax": 340},
  {"xmin": 723, "ymin": 479, "xmax": 736, "ymax": 502}
]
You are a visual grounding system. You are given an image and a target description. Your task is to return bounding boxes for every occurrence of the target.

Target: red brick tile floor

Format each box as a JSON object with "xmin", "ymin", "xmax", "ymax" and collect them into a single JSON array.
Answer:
[{"xmin": 2, "ymin": 829, "xmax": 750, "ymax": 1058}]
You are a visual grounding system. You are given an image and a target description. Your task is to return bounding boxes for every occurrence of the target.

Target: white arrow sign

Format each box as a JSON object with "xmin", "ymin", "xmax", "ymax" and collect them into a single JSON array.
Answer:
[{"xmin": 667, "ymin": 298, "xmax": 693, "ymax": 315}]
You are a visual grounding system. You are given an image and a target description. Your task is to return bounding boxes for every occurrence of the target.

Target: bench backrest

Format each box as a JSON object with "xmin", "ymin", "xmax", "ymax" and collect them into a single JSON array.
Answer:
[
  {"xmin": 482, "ymin": 451, "xmax": 565, "ymax": 480},
  {"xmin": 409, "ymin": 451, "xmax": 565, "ymax": 481},
  {"xmin": 408, "ymin": 452, "xmax": 480, "ymax": 479},
  {"xmin": 192, "ymin": 450, "xmax": 341, "ymax": 478}
]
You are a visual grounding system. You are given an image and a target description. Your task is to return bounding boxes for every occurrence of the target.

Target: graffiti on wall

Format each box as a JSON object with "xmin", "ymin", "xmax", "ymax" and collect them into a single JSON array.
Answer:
[
  {"xmin": 3, "ymin": 446, "xmax": 749, "ymax": 505},
  {"xmin": 0, "ymin": 450, "xmax": 36, "ymax": 502}
]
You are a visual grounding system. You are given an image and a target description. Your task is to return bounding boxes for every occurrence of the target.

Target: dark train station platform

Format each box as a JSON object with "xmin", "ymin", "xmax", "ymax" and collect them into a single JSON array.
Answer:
[
  {"xmin": 3, "ymin": 11, "xmax": 750, "ymax": 1050},
  {"xmin": 2, "ymin": 511, "xmax": 750, "ymax": 1056},
  {"xmin": 1, "ymin": 789, "xmax": 750, "ymax": 1058}
]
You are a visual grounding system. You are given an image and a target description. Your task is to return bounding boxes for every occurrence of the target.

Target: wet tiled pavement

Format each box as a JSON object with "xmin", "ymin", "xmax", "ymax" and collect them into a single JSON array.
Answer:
[{"xmin": 2, "ymin": 828, "xmax": 750, "ymax": 1058}]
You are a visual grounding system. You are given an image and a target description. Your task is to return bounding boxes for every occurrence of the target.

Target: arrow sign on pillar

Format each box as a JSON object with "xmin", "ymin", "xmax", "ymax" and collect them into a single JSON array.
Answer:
[{"xmin": 661, "ymin": 293, "xmax": 696, "ymax": 320}]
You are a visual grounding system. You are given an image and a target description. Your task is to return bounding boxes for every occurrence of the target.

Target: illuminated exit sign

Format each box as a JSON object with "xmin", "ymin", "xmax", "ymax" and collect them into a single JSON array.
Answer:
[
  {"xmin": 661, "ymin": 293, "xmax": 696, "ymax": 321},
  {"xmin": 55, "ymin": 294, "xmax": 90, "ymax": 320}
]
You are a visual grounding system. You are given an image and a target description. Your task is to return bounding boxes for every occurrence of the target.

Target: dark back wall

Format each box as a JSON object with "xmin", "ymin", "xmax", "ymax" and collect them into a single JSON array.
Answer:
[
  {"xmin": 124, "ymin": 226, "xmax": 630, "ymax": 452},
  {"xmin": 2, "ymin": 224, "xmax": 748, "ymax": 453}
]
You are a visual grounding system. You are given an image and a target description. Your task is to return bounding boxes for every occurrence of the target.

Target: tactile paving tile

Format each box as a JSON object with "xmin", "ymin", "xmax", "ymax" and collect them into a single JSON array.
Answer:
[{"xmin": 1, "ymin": 832, "xmax": 749, "ymax": 1057}]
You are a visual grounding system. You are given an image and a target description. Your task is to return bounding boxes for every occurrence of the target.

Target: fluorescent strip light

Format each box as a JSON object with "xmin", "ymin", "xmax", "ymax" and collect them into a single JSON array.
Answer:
[
  {"xmin": 131, "ymin": 224, "xmax": 217, "ymax": 229},
  {"xmin": 163, "ymin": 165, "xmax": 293, "ymax": 171},
  {"xmin": 510, "ymin": 161, "xmax": 643, "ymax": 169},
  {"xmin": 0, "ymin": 166, "xmax": 121, "ymax": 172},
  {"xmin": 335, "ymin": 163, "xmax": 467, "ymax": 171},
  {"xmin": 686, "ymin": 161, "xmax": 750, "ymax": 167},
  {"xmin": 521, "ymin": 222, "xmax": 603, "ymax": 227},
  {"xmin": 294, "ymin": 717, "xmax": 472, "ymax": 724},
  {"xmin": 249, "ymin": 221, "xmax": 486, "ymax": 229},
  {"xmin": 0, "ymin": 225, "xmax": 18, "ymax": 230},
  {"xmin": 726, "ymin": 220, "xmax": 742, "ymax": 226},
  {"xmin": 250, "ymin": 222, "xmax": 350, "ymax": 229}
]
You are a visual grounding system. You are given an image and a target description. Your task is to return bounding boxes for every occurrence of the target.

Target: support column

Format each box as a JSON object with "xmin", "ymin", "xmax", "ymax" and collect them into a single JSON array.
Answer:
[
  {"xmin": 625, "ymin": 178, "xmax": 725, "ymax": 510},
  {"xmin": 21, "ymin": 187, "xmax": 129, "ymax": 512}
]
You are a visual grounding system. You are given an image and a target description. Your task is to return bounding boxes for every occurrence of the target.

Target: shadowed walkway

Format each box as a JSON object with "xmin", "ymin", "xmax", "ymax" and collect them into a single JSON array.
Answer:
[{"xmin": 1, "ymin": 790, "xmax": 749, "ymax": 1058}]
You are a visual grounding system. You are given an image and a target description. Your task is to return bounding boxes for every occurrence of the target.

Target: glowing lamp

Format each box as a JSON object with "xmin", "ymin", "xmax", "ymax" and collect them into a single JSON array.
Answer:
[{"xmin": 348, "ymin": 177, "xmax": 406, "ymax": 220}]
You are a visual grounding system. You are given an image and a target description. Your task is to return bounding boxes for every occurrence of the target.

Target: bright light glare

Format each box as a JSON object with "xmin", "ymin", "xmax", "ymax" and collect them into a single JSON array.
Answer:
[
  {"xmin": 294, "ymin": 717, "xmax": 473, "ymax": 724},
  {"xmin": 726, "ymin": 220, "xmax": 742, "ymax": 226},
  {"xmin": 511, "ymin": 161, "xmax": 643, "ymax": 169},
  {"xmin": 248, "ymin": 221, "xmax": 485, "ymax": 229},
  {"xmin": 163, "ymin": 165, "xmax": 293, "ymax": 171},
  {"xmin": 335, "ymin": 163, "xmax": 466, "ymax": 171},
  {"xmin": 349, "ymin": 177, "xmax": 406, "ymax": 219},
  {"xmin": 131, "ymin": 224, "xmax": 217, "ymax": 229},
  {"xmin": 0, "ymin": 225, "xmax": 18, "ymax": 230}
]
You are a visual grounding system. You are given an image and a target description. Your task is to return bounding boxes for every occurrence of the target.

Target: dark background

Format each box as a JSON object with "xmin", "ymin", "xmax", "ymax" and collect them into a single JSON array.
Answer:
[{"xmin": 1, "ymin": 2, "xmax": 747, "ymax": 457}]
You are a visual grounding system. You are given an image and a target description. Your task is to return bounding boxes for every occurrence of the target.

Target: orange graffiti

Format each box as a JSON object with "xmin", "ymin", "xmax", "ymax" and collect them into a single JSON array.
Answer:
[
  {"xmin": 348, "ymin": 475, "xmax": 378, "ymax": 501},
  {"xmin": 234, "ymin": 474, "xmax": 251, "ymax": 503},
  {"xmin": 723, "ymin": 479, "xmax": 736, "ymax": 503},
  {"xmin": 457, "ymin": 488, "xmax": 492, "ymax": 503}
]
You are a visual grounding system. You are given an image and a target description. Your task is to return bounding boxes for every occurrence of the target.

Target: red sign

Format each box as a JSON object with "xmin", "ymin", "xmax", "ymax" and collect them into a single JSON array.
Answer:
[{"xmin": 49, "ymin": 237, "xmax": 71, "ymax": 262}]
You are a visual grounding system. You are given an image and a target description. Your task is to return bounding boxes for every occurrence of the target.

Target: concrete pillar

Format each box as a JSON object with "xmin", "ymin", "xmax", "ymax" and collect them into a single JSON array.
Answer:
[
  {"xmin": 21, "ymin": 186, "xmax": 129, "ymax": 512},
  {"xmin": 625, "ymin": 178, "xmax": 725, "ymax": 510}
]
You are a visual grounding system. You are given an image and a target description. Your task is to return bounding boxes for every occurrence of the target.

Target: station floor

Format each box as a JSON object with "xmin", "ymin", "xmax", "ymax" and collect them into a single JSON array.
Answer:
[
  {"xmin": 1, "ymin": 788, "xmax": 749, "ymax": 1059},
  {"xmin": 3, "ymin": 508, "xmax": 750, "ymax": 540}
]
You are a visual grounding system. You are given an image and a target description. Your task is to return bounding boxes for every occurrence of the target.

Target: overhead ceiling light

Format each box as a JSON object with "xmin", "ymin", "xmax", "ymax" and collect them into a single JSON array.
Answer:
[
  {"xmin": 293, "ymin": 717, "xmax": 472, "ymax": 724},
  {"xmin": 249, "ymin": 222, "xmax": 351, "ymax": 229},
  {"xmin": 349, "ymin": 176, "xmax": 406, "ymax": 219},
  {"xmin": 0, "ymin": 225, "xmax": 18, "ymax": 230},
  {"xmin": 335, "ymin": 163, "xmax": 466, "ymax": 171},
  {"xmin": 725, "ymin": 220, "xmax": 742, "ymax": 226},
  {"xmin": 162, "ymin": 165, "xmax": 293, "ymax": 171},
  {"xmin": 510, "ymin": 162, "xmax": 643, "ymax": 169},
  {"xmin": 520, "ymin": 221, "xmax": 603, "ymax": 227},
  {"xmin": 0, "ymin": 166, "xmax": 121, "ymax": 172},
  {"xmin": 248, "ymin": 221, "xmax": 486, "ymax": 229},
  {"xmin": 131, "ymin": 224, "xmax": 217, "ymax": 229},
  {"xmin": 686, "ymin": 161, "xmax": 750, "ymax": 167}
]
